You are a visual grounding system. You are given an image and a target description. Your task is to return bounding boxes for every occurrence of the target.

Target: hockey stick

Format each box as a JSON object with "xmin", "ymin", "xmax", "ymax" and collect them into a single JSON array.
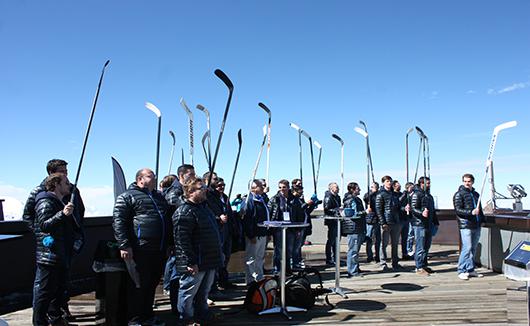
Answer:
[
  {"xmin": 181, "ymin": 148, "xmax": 184, "ymax": 165},
  {"xmin": 359, "ymin": 121, "xmax": 375, "ymax": 183},
  {"xmin": 476, "ymin": 121, "xmax": 517, "ymax": 209},
  {"xmin": 246, "ymin": 125, "xmax": 267, "ymax": 204},
  {"xmin": 313, "ymin": 140, "xmax": 322, "ymax": 188},
  {"xmin": 168, "ymin": 130, "xmax": 176, "ymax": 175},
  {"xmin": 145, "ymin": 102, "xmax": 162, "ymax": 184},
  {"xmin": 180, "ymin": 98, "xmax": 194, "ymax": 166},
  {"xmin": 300, "ymin": 128, "xmax": 317, "ymax": 195},
  {"xmin": 332, "ymin": 134, "xmax": 344, "ymax": 198},
  {"xmin": 196, "ymin": 104, "xmax": 211, "ymax": 170},
  {"xmin": 70, "ymin": 60, "xmax": 110, "ymax": 211},
  {"xmin": 290, "ymin": 123, "xmax": 303, "ymax": 182},
  {"xmin": 405, "ymin": 127, "xmax": 414, "ymax": 182},
  {"xmin": 111, "ymin": 157, "xmax": 127, "ymax": 200},
  {"xmin": 354, "ymin": 126, "xmax": 371, "ymax": 205},
  {"xmin": 209, "ymin": 69, "xmax": 234, "ymax": 185},
  {"xmin": 228, "ymin": 129, "xmax": 243, "ymax": 200},
  {"xmin": 201, "ymin": 130, "xmax": 210, "ymax": 168},
  {"xmin": 258, "ymin": 102, "xmax": 272, "ymax": 188}
]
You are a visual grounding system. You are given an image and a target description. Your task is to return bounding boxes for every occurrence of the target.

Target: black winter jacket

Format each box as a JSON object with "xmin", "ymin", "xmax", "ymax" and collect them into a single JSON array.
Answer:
[
  {"xmin": 23, "ymin": 178, "xmax": 85, "ymax": 232},
  {"xmin": 205, "ymin": 188, "xmax": 227, "ymax": 226},
  {"xmin": 34, "ymin": 192, "xmax": 78, "ymax": 267},
  {"xmin": 376, "ymin": 188, "xmax": 403, "ymax": 225},
  {"xmin": 173, "ymin": 200, "xmax": 222, "ymax": 273},
  {"xmin": 453, "ymin": 185, "xmax": 484, "ymax": 229},
  {"xmin": 341, "ymin": 193, "xmax": 367, "ymax": 235},
  {"xmin": 112, "ymin": 183, "xmax": 171, "ymax": 251},
  {"xmin": 363, "ymin": 191, "xmax": 379, "ymax": 224},
  {"xmin": 242, "ymin": 193, "xmax": 269, "ymax": 238},
  {"xmin": 268, "ymin": 192, "xmax": 305, "ymax": 223},
  {"xmin": 411, "ymin": 187, "xmax": 439, "ymax": 228},
  {"xmin": 324, "ymin": 191, "xmax": 341, "ymax": 226},
  {"xmin": 164, "ymin": 179, "xmax": 185, "ymax": 216}
]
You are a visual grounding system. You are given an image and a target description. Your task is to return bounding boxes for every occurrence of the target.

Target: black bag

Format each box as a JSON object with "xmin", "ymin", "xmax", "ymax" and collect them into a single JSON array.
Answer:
[{"xmin": 285, "ymin": 267, "xmax": 331, "ymax": 309}]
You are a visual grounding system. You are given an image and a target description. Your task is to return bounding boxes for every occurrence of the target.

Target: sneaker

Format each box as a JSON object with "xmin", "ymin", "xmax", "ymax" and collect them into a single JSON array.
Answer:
[
  {"xmin": 458, "ymin": 272, "xmax": 469, "ymax": 280},
  {"xmin": 392, "ymin": 264, "xmax": 405, "ymax": 272},
  {"xmin": 468, "ymin": 271, "xmax": 484, "ymax": 278},
  {"xmin": 304, "ymin": 240, "xmax": 312, "ymax": 245},
  {"xmin": 163, "ymin": 289, "xmax": 170, "ymax": 296},
  {"xmin": 207, "ymin": 298, "xmax": 215, "ymax": 305},
  {"xmin": 408, "ymin": 251, "xmax": 414, "ymax": 257},
  {"xmin": 416, "ymin": 268, "xmax": 430, "ymax": 276},
  {"xmin": 424, "ymin": 267, "xmax": 434, "ymax": 274}
]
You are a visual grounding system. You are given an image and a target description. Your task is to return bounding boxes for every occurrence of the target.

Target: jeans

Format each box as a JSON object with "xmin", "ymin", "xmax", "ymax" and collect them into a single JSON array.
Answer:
[
  {"xmin": 380, "ymin": 223, "xmax": 402, "ymax": 267},
  {"xmin": 178, "ymin": 269, "xmax": 215, "ymax": 323},
  {"xmin": 407, "ymin": 222, "xmax": 415, "ymax": 253},
  {"xmin": 245, "ymin": 236, "xmax": 267, "ymax": 284},
  {"xmin": 413, "ymin": 225, "xmax": 432, "ymax": 269},
  {"xmin": 292, "ymin": 229, "xmax": 305, "ymax": 268},
  {"xmin": 273, "ymin": 229, "xmax": 297, "ymax": 273},
  {"xmin": 458, "ymin": 227, "xmax": 481, "ymax": 274},
  {"xmin": 32, "ymin": 263, "xmax": 68, "ymax": 326},
  {"xmin": 365, "ymin": 222, "xmax": 381, "ymax": 262},
  {"xmin": 346, "ymin": 233, "xmax": 365, "ymax": 275},
  {"xmin": 126, "ymin": 249, "xmax": 164, "ymax": 324},
  {"xmin": 325, "ymin": 222, "xmax": 338, "ymax": 263},
  {"xmin": 163, "ymin": 255, "xmax": 176, "ymax": 291},
  {"xmin": 400, "ymin": 221, "xmax": 410, "ymax": 257}
]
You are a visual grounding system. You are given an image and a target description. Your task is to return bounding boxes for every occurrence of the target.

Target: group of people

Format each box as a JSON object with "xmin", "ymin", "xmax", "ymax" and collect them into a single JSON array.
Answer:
[
  {"xmin": 23, "ymin": 158, "xmax": 486, "ymax": 326},
  {"xmin": 323, "ymin": 173, "xmax": 485, "ymax": 281}
]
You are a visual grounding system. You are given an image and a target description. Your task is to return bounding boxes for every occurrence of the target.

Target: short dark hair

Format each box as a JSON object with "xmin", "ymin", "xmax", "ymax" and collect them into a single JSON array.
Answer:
[
  {"xmin": 46, "ymin": 159, "xmax": 67, "ymax": 175},
  {"xmin": 278, "ymin": 179, "xmax": 289, "ymax": 188},
  {"xmin": 347, "ymin": 182, "xmax": 359, "ymax": 193},
  {"xmin": 45, "ymin": 173, "xmax": 64, "ymax": 191},
  {"xmin": 251, "ymin": 179, "xmax": 263, "ymax": 190},
  {"xmin": 418, "ymin": 176, "xmax": 431, "ymax": 185},
  {"xmin": 381, "ymin": 175, "xmax": 392, "ymax": 183},
  {"xmin": 177, "ymin": 164, "xmax": 194, "ymax": 178},
  {"xmin": 462, "ymin": 173, "xmax": 474, "ymax": 182},
  {"xmin": 160, "ymin": 174, "xmax": 177, "ymax": 189},
  {"xmin": 291, "ymin": 178, "xmax": 302, "ymax": 186}
]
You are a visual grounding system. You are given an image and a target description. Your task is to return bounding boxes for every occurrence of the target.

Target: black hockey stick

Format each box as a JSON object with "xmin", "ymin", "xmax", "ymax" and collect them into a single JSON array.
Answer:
[
  {"xmin": 228, "ymin": 129, "xmax": 243, "ymax": 200},
  {"xmin": 70, "ymin": 60, "xmax": 110, "ymax": 210},
  {"xmin": 209, "ymin": 69, "xmax": 234, "ymax": 185}
]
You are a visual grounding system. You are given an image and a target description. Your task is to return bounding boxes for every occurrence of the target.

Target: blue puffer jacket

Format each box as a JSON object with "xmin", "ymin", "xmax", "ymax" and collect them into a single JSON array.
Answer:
[
  {"xmin": 34, "ymin": 192, "xmax": 78, "ymax": 267},
  {"xmin": 341, "ymin": 193, "xmax": 367, "ymax": 235},
  {"xmin": 112, "ymin": 183, "xmax": 171, "ymax": 251}
]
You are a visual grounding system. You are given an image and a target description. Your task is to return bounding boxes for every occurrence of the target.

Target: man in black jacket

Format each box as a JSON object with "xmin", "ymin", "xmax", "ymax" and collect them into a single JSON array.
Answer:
[
  {"xmin": 32, "ymin": 173, "xmax": 76, "ymax": 326},
  {"xmin": 376, "ymin": 175, "xmax": 404, "ymax": 271},
  {"xmin": 324, "ymin": 182, "xmax": 341, "ymax": 266},
  {"xmin": 173, "ymin": 177, "xmax": 222, "ymax": 325},
  {"xmin": 268, "ymin": 179, "xmax": 293, "ymax": 273},
  {"xmin": 411, "ymin": 177, "xmax": 439, "ymax": 276},
  {"xmin": 242, "ymin": 179, "xmax": 269, "ymax": 284},
  {"xmin": 364, "ymin": 182, "xmax": 380, "ymax": 263},
  {"xmin": 113, "ymin": 168, "xmax": 171, "ymax": 326},
  {"xmin": 453, "ymin": 173, "xmax": 484, "ymax": 280}
]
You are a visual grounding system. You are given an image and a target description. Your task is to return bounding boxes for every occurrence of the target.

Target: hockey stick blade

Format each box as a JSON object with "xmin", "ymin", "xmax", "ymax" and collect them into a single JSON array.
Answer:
[
  {"xmin": 289, "ymin": 122, "xmax": 301, "ymax": 131},
  {"xmin": 169, "ymin": 130, "xmax": 176, "ymax": 145},
  {"xmin": 332, "ymin": 133, "xmax": 344, "ymax": 145},
  {"xmin": 354, "ymin": 127, "xmax": 368, "ymax": 138},
  {"xmin": 494, "ymin": 120, "xmax": 517, "ymax": 134},
  {"xmin": 214, "ymin": 69, "xmax": 234, "ymax": 90},
  {"xmin": 313, "ymin": 140, "xmax": 322, "ymax": 149},
  {"xmin": 415, "ymin": 126, "xmax": 426, "ymax": 139},
  {"xmin": 258, "ymin": 102, "xmax": 271, "ymax": 123},
  {"xmin": 145, "ymin": 102, "xmax": 161, "ymax": 117}
]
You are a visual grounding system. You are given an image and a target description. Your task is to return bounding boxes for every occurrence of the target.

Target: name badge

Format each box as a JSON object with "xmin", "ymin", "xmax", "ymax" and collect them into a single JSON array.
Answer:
[{"xmin": 283, "ymin": 212, "xmax": 291, "ymax": 222}]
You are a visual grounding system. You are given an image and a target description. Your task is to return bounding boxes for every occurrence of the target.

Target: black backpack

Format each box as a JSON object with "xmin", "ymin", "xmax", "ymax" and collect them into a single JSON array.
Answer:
[{"xmin": 285, "ymin": 267, "xmax": 332, "ymax": 309}]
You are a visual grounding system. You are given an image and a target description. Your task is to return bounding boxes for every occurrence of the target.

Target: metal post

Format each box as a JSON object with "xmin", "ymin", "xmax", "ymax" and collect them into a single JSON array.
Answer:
[{"xmin": 281, "ymin": 227, "xmax": 289, "ymax": 319}]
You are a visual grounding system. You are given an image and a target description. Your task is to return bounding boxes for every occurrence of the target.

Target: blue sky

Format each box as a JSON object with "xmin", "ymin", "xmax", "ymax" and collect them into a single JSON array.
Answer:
[{"xmin": 1, "ymin": 1, "xmax": 529, "ymax": 217}]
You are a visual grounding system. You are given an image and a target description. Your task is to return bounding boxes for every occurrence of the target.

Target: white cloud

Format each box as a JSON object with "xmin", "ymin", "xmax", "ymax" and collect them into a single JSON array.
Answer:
[
  {"xmin": 0, "ymin": 183, "xmax": 29, "ymax": 220},
  {"xmin": 488, "ymin": 81, "xmax": 530, "ymax": 95},
  {"xmin": 78, "ymin": 186, "xmax": 114, "ymax": 217}
]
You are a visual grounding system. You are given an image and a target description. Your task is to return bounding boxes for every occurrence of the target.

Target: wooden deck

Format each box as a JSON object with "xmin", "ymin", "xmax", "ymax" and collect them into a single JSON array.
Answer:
[{"xmin": 2, "ymin": 243, "xmax": 528, "ymax": 325}]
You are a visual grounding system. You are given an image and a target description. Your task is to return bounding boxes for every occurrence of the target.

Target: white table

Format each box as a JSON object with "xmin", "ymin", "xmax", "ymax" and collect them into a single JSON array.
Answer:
[
  {"xmin": 323, "ymin": 215, "xmax": 351, "ymax": 298},
  {"xmin": 258, "ymin": 221, "xmax": 309, "ymax": 320}
]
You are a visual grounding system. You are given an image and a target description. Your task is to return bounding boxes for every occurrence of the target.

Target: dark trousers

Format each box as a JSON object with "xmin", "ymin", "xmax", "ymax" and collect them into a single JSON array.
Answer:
[
  {"xmin": 33, "ymin": 263, "xmax": 68, "ymax": 326},
  {"xmin": 219, "ymin": 226, "xmax": 232, "ymax": 285},
  {"xmin": 127, "ymin": 249, "xmax": 164, "ymax": 324},
  {"xmin": 325, "ymin": 223, "xmax": 338, "ymax": 264},
  {"xmin": 400, "ymin": 221, "xmax": 410, "ymax": 257}
]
